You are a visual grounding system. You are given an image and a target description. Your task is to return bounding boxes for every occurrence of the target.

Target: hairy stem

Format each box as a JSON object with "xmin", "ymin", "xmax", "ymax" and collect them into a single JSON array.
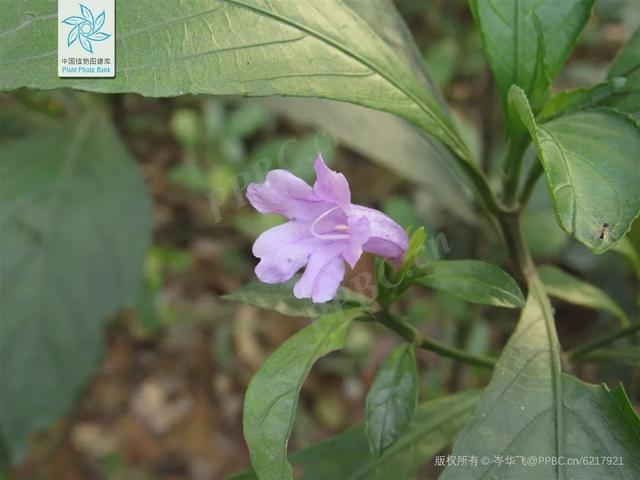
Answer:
[{"xmin": 372, "ymin": 310, "xmax": 496, "ymax": 369}]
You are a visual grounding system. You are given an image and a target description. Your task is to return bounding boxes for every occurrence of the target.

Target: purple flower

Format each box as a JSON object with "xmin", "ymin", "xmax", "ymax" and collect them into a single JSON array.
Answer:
[{"xmin": 246, "ymin": 155, "xmax": 409, "ymax": 303}]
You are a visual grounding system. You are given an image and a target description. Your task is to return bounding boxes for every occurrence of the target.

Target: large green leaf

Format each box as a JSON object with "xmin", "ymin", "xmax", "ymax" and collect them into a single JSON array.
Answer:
[
  {"xmin": 416, "ymin": 260, "xmax": 524, "ymax": 308},
  {"xmin": 0, "ymin": 0, "xmax": 469, "ymax": 161},
  {"xmin": 0, "ymin": 114, "xmax": 152, "ymax": 462},
  {"xmin": 510, "ymin": 86, "xmax": 640, "ymax": 253},
  {"xmin": 365, "ymin": 343, "xmax": 418, "ymax": 457},
  {"xmin": 243, "ymin": 309, "xmax": 359, "ymax": 480},
  {"xmin": 231, "ymin": 390, "xmax": 480, "ymax": 480},
  {"xmin": 345, "ymin": 0, "xmax": 444, "ymax": 106},
  {"xmin": 223, "ymin": 279, "xmax": 370, "ymax": 318},
  {"xmin": 441, "ymin": 278, "xmax": 640, "ymax": 479},
  {"xmin": 539, "ymin": 264, "xmax": 629, "ymax": 325},
  {"xmin": 470, "ymin": 0, "xmax": 593, "ymax": 113}
]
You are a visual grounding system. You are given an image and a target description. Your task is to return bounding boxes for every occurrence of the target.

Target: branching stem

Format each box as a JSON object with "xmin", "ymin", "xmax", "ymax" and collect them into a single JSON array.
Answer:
[{"xmin": 371, "ymin": 310, "xmax": 496, "ymax": 369}]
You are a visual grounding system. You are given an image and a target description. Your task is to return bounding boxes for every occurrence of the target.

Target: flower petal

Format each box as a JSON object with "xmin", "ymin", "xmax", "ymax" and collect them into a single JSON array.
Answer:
[
  {"xmin": 255, "ymin": 237, "xmax": 319, "ymax": 284},
  {"xmin": 309, "ymin": 205, "xmax": 349, "ymax": 240},
  {"xmin": 351, "ymin": 205, "xmax": 408, "ymax": 262},
  {"xmin": 246, "ymin": 170, "xmax": 328, "ymax": 220},
  {"xmin": 252, "ymin": 220, "xmax": 311, "ymax": 258},
  {"xmin": 313, "ymin": 155, "xmax": 350, "ymax": 212},
  {"xmin": 342, "ymin": 215, "xmax": 371, "ymax": 268},
  {"xmin": 294, "ymin": 243, "xmax": 346, "ymax": 303}
]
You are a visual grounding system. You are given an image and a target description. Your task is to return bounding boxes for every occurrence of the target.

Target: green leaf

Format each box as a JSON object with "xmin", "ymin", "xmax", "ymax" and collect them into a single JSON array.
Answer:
[
  {"xmin": 0, "ymin": 0, "xmax": 469, "ymax": 161},
  {"xmin": 539, "ymin": 79, "xmax": 627, "ymax": 121},
  {"xmin": 223, "ymin": 279, "xmax": 370, "ymax": 318},
  {"xmin": 607, "ymin": 383, "xmax": 640, "ymax": 426},
  {"xmin": 396, "ymin": 227, "xmax": 427, "ymax": 280},
  {"xmin": 344, "ymin": 0, "xmax": 444, "ymax": 105},
  {"xmin": 230, "ymin": 390, "xmax": 480, "ymax": 480},
  {"xmin": 243, "ymin": 309, "xmax": 359, "ymax": 480},
  {"xmin": 541, "ymin": 27, "xmax": 640, "ymax": 118},
  {"xmin": 606, "ymin": 27, "xmax": 640, "ymax": 113},
  {"xmin": 609, "ymin": 27, "xmax": 640, "ymax": 79},
  {"xmin": 510, "ymin": 86, "xmax": 640, "ymax": 253},
  {"xmin": 441, "ymin": 277, "xmax": 640, "ymax": 479},
  {"xmin": 470, "ymin": 0, "xmax": 594, "ymax": 113},
  {"xmin": 416, "ymin": 260, "xmax": 524, "ymax": 308},
  {"xmin": 365, "ymin": 343, "xmax": 419, "ymax": 457},
  {"xmin": 539, "ymin": 264, "xmax": 629, "ymax": 325},
  {"xmin": 0, "ymin": 114, "xmax": 152, "ymax": 462}
]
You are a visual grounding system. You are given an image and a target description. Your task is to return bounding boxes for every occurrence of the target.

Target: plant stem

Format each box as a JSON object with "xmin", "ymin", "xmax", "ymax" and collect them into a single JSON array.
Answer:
[
  {"xmin": 457, "ymin": 157, "xmax": 502, "ymax": 217},
  {"xmin": 452, "ymin": 129, "xmax": 535, "ymax": 283},
  {"xmin": 372, "ymin": 310, "xmax": 496, "ymax": 369},
  {"xmin": 496, "ymin": 209, "xmax": 536, "ymax": 282},
  {"xmin": 568, "ymin": 323, "xmax": 640, "ymax": 360},
  {"xmin": 502, "ymin": 136, "xmax": 530, "ymax": 207},
  {"xmin": 519, "ymin": 160, "xmax": 544, "ymax": 207}
]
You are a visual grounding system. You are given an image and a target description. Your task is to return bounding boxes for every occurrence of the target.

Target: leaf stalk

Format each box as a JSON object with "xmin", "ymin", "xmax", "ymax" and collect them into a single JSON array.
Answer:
[{"xmin": 568, "ymin": 323, "xmax": 640, "ymax": 360}]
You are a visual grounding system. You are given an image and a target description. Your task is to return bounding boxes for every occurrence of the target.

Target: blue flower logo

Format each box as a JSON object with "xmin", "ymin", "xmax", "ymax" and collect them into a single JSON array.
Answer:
[{"xmin": 62, "ymin": 4, "xmax": 111, "ymax": 54}]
